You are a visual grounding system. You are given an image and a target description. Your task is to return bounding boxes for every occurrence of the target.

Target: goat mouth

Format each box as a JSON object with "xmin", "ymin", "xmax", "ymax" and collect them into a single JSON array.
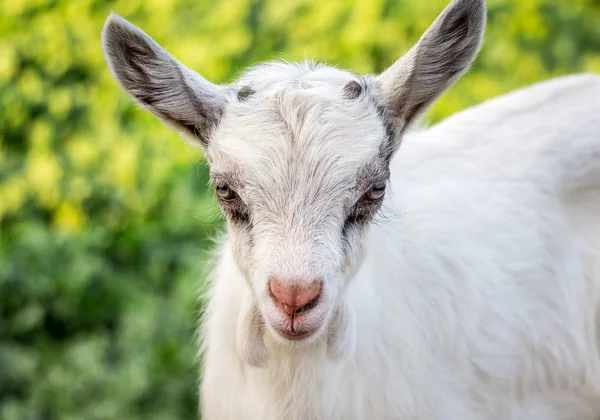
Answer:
[{"xmin": 274, "ymin": 327, "xmax": 318, "ymax": 341}]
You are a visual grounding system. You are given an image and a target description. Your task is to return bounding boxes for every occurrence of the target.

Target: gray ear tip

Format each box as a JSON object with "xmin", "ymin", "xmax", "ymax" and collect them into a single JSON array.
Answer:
[
  {"xmin": 443, "ymin": 0, "xmax": 487, "ymax": 39},
  {"xmin": 101, "ymin": 13, "xmax": 152, "ymax": 65},
  {"xmin": 448, "ymin": 0, "xmax": 487, "ymax": 20},
  {"xmin": 101, "ymin": 13, "xmax": 135, "ymax": 45},
  {"xmin": 102, "ymin": 13, "xmax": 120, "ymax": 43},
  {"xmin": 455, "ymin": 0, "xmax": 486, "ymax": 9},
  {"xmin": 104, "ymin": 12, "xmax": 127, "ymax": 28},
  {"xmin": 101, "ymin": 13, "xmax": 143, "ymax": 79}
]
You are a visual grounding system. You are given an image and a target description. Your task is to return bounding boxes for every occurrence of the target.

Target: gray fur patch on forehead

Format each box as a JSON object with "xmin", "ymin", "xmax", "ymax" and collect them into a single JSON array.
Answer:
[
  {"xmin": 237, "ymin": 85, "xmax": 255, "ymax": 101},
  {"xmin": 343, "ymin": 80, "xmax": 363, "ymax": 99}
]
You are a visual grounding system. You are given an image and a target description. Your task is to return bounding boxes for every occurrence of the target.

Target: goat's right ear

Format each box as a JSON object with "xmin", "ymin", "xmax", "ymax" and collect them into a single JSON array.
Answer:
[{"xmin": 102, "ymin": 13, "xmax": 227, "ymax": 146}]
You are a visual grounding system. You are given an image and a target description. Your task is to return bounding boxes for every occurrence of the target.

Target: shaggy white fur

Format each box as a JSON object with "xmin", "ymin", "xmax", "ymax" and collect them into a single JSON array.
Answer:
[
  {"xmin": 101, "ymin": 0, "xmax": 600, "ymax": 418},
  {"xmin": 199, "ymin": 73, "xmax": 600, "ymax": 420}
]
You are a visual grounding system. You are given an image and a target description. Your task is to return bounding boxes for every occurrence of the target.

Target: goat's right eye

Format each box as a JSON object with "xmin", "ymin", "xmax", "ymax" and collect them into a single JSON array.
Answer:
[
  {"xmin": 216, "ymin": 182, "xmax": 236, "ymax": 201},
  {"xmin": 364, "ymin": 182, "xmax": 386, "ymax": 201}
]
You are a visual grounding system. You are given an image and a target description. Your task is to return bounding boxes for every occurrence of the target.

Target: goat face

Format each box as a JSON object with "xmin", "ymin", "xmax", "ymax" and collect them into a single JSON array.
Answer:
[
  {"xmin": 102, "ymin": 0, "xmax": 485, "ymax": 364},
  {"xmin": 206, "ymin": 69, "xmax": 392, "ymax": 349}
]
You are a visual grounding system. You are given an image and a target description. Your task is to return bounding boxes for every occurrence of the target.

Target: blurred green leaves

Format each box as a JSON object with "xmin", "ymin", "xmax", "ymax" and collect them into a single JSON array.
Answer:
[{"xmin": 1, "ymin": 0, "xmax": 599, "ymax": 418}]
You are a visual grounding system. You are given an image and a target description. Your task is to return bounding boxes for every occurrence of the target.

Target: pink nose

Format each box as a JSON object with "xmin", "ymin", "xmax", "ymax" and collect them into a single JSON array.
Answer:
[{"xmin": 269, "ymin": 278, "xmax": 322, "ymax": 317}]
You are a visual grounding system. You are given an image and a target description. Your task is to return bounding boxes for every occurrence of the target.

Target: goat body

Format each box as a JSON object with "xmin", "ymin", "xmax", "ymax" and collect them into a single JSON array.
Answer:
[
  {"xmin": 100, "ymin": 0, "xmax": 600, "ymax": 416},
  {"xmin": 201, "ymin": 74, "xmax": 600, "ymax": 419}
]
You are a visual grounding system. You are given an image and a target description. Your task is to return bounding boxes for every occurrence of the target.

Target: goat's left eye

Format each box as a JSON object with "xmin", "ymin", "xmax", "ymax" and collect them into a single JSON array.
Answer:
[
  {"xmin": 216, "ymin": 182, "xmax": 236, "ymax": 200},
  {"xmin": 365, "ymin": 183, "xmax": 386, "ymax": 201}
]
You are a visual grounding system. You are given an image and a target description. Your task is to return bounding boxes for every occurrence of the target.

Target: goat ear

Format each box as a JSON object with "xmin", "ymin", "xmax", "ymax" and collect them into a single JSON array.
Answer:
[
  {"xmin": 376, "ymin": 0, "xmax": 485, "ymax": 129},
  {"xmin": 101, "ymin": 13, "xmax": 226, "ymax": 146}
]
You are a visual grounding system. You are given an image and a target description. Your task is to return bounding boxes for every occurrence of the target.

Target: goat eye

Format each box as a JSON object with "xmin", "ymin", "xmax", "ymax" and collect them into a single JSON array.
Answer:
[
  {"xmin": 215, "ymin": 182, "xmax": 236, "ymax": 200},
  {"xmin": 364, "ymin": 183, "xmax": 386, "ymax": 201}
]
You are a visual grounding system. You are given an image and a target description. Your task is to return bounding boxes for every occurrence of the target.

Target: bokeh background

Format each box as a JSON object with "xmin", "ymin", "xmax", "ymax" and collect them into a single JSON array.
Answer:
[{"xmin": 1, "ymin": 0, "xmax": 600, "ymax": 418}]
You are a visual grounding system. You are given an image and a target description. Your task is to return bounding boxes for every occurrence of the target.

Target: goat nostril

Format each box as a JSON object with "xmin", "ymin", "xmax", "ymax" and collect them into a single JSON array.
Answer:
[
  {"xmin": 296, "ymin": 294, "xmax": 320, "ymax": 313},
  {"xmin": 281, "ymin": 303, "xmax": 294, "ymax": 316},
  {"xmin": 269, "ymin": 277, "xmax": 321, "ymax": 317}
]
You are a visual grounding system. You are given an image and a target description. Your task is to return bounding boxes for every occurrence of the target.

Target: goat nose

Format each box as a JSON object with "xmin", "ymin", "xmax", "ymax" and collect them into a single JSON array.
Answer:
[{"xmin": 269, "ymin": 278, "xmax": 321, "ymax": 316}]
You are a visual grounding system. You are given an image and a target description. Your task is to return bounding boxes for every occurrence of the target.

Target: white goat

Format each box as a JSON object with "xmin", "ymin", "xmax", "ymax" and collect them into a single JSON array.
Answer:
[{"xmin": 101, "ymin": 0, "xmax": 600, "ymax": 418}]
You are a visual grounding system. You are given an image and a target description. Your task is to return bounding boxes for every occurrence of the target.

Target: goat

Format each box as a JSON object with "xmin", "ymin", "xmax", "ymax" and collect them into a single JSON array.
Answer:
[{"xmin": 101, "ymin": 0, "xmax": 600, "ymax": 418}]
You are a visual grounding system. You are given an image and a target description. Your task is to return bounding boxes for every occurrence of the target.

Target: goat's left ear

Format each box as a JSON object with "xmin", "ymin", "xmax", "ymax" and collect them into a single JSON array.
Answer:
[
  {"xmin": 377, "ymin": 0, "xmax": 486, "ymax": 129},
  {"xmin": 102, "ymin": 13, "xmax": 227, "ymax": 146}
]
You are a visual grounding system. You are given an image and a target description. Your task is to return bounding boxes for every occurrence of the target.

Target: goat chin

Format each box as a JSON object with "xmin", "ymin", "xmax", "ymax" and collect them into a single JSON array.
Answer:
[
  {"xmin": 236, "ymin": 299, "xmax": 269, "ymax": 368},
  {"xmin": 236, "ymin": 297, "xmax": 356, "ymax": 367}
]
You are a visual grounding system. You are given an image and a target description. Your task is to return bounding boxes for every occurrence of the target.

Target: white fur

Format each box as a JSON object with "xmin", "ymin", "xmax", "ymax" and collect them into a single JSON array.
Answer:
[
  {"xmin": 100, "ymin": 1, "xmax": 600, "ymax": 417},
  {"xmin": 200, "ymin": 74, "xmax": 600, "ymax": 419}
]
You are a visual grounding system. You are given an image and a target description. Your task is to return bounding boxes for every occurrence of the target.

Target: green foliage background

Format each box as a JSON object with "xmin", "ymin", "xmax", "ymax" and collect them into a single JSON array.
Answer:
[{"xmin": 1, "ymin": 0, "xmax": 599, "ymax": 418}]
